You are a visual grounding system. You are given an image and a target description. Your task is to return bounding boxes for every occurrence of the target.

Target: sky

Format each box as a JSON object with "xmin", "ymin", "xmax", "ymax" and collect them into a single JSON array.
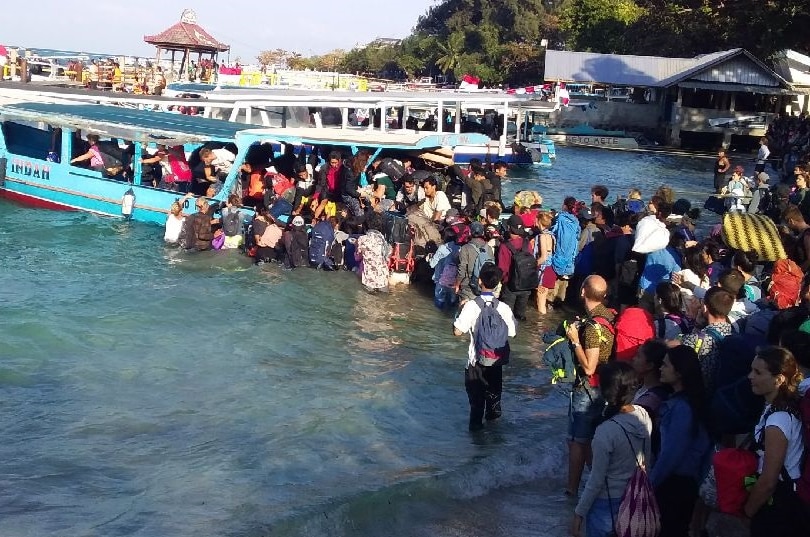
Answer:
[{"xmin": 3, "ymin": 0, "xmax": 437, "ymax": 61}]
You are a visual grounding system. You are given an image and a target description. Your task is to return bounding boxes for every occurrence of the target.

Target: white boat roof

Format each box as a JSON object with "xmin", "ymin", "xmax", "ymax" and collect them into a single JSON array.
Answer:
[
  {"xmin": 240, "ymin": 127, "xmax": 490, "ymax": 149},
  {"xmin": 195, "ymin": 86, "xmax": 532, "ymax": 106},
  {"xmin": 0, "ymin": 102, "xmax": 490, "ymax": 149}
]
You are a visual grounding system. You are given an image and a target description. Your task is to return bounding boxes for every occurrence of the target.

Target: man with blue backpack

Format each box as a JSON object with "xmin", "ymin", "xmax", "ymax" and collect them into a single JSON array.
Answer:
[{"xmin": 454, "ymin": 263, "xmax": 517, "ymax": 431}]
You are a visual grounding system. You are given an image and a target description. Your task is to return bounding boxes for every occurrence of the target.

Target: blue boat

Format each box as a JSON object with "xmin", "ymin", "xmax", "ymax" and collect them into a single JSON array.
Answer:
[{"xmin": 0, "ymin": 102, "xmax": 491, "ymax": 225}]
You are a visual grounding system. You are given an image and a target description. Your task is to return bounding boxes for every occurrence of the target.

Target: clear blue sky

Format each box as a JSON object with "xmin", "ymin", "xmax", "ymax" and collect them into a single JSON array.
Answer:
[{"xmin": 3, "ymin": 0, "xmax": 437, "ymax": 60}]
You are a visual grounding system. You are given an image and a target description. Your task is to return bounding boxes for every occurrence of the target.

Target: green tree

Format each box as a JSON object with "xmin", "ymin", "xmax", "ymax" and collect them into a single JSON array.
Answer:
[
  {"xmin": 436, "ymin": 32, "xmax": 465, "ymax": 76},
  {"xmin": 560, "ymin": 0, "xmax": 647, "ymax": 53}
]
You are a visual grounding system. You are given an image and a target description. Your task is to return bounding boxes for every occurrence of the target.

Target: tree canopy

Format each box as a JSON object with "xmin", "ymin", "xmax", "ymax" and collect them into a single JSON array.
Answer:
[{"xmin": 259, "ymin": 0, "xmax": 808, "ymax": 86}]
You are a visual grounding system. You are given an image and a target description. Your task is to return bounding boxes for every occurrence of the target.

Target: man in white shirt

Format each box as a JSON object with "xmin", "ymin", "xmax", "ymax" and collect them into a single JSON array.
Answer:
[
  {"xmin": 454, "ymin": 263, "xmax": 517, "ymax": 431},
  {"xmin": 420, "ymin": 175, "xmax": 451, "ymax": 222},
  {"xmin": 755, "ymin": 137, "xmax": 770, "ymax": 174}
]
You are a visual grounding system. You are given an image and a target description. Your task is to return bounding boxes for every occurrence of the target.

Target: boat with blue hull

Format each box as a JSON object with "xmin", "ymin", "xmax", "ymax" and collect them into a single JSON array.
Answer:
[{"xmin": 0, "ymin": 103, "xmax": 491, "ymax": 225}]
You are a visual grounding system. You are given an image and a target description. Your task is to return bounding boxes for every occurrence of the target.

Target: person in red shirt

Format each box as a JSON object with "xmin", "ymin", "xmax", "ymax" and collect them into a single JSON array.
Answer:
[{"xmin": 497, "ymin": 214, "xmax": 535, "ymax": 321}]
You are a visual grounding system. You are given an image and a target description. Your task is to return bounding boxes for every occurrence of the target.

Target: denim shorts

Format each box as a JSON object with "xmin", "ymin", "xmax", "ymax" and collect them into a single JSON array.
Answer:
[
  {"xmin": 568, "ymin": 384, "xmax": 604, "ymax": 443},
  {"xmin": 586, "ymin": 496, "xmax": 619, "ymax": 537}
]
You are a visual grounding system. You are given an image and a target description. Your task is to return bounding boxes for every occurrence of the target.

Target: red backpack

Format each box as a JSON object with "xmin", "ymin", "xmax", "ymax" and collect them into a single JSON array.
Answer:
[
  {"xmin": 768, "ymin": 259, "xmax": 802, "ymax": 310},
  {"xmin": 614, "ymin": 307, "xmax": 655, "ymax": 362}
]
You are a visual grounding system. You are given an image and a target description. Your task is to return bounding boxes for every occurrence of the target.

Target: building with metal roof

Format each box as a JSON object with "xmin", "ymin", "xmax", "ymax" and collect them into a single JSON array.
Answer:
[{"xmin": 543, "ymin": 48, "xmax": 796, "ymax": 148}]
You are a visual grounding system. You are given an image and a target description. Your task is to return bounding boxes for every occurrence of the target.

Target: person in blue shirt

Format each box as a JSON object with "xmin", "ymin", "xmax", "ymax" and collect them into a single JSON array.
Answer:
[
  {"xmin": 651, "ymin": 345, "xmax": 712, "ymax": 537},
  {"xmin": 638, "ymin": 238, "xmax": 682, "ymax": 313}
]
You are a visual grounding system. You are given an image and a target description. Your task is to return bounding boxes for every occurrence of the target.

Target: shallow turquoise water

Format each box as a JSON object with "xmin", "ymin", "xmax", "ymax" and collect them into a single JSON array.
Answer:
[{"xmin": 0, "ymin": 146, "xmax": 717, "ymax": 536}]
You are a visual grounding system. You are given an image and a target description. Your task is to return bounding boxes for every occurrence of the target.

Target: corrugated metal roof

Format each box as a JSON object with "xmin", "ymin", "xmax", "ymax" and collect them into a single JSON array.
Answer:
[
  {"xmin": 545, "ymin": 48, "xmax": 788, "ymax": 89},
  {"xmin": 688, "ymin": 58, "xmax": 780, "ymax": 86}
]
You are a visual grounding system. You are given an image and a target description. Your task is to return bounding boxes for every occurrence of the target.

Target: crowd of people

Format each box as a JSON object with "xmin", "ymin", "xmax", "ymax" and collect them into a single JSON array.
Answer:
[
  {"xmin": 162, "ymin": 144, "xmax": 810, "ymax": 537},
  {"xmin": 767, "ymin": 114, "xmax": 810, "ymax": 180}
]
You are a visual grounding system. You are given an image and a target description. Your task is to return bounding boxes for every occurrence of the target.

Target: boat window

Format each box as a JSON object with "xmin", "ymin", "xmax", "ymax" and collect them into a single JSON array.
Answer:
[{"xmin": 2, "ymin": 121, "xmax": 58, "ymax": 161}]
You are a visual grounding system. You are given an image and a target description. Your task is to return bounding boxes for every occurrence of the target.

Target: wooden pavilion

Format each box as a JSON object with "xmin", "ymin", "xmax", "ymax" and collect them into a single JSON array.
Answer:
[{"xmin": 143, "ymin": 9, "xmax": 229, "ymax": 82}]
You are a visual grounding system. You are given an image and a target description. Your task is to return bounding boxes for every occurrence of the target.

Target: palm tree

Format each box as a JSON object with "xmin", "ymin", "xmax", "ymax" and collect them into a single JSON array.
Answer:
[{"xmin": 435, "ymin": 32, "xmax": 465, "ymax": 76}]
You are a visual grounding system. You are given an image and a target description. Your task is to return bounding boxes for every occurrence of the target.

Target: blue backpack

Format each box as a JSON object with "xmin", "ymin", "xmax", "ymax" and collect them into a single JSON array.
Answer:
[
  {"xmin": 473, "ymin": 297, "xmax": 510, "ymax": 366},
  {"xmin": 550, "ymin": 211, "xmax": 580, "ymax": 277},
  {"xmin": 470, "ymin": 244, "xmax": 494, "ymax": 295},
  {"xmin": 309, "ymin": 220, "xmax": 335, "ymax": 269}
]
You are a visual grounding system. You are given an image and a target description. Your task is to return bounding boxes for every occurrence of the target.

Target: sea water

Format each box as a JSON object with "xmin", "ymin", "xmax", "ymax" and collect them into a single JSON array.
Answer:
[{"xmin": 0, "ymin": 147, "xmax": 719, "ymax": 537}]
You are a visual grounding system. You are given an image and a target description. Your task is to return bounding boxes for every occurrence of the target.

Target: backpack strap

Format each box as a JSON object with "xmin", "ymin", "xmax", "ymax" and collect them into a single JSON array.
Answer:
[
  {"xmin": 693, "ymin": 326, "xmax": 723, "ymax": 353},
  {"xmin": 589, "ymin": 315, "xmax": 616, "ymax": 339},
  {"xmin": 610, "ymin": 418, "xmax": 645, "ymax": 469},
  {"xmin": 656, "ymin": 318, "xmax": 666, "ymax": 339}
]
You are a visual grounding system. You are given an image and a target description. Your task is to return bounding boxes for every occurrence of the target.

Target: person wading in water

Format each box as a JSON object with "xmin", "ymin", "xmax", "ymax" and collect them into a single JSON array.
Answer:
[{"xmin": 714, "ymin": 149, "xmax": 731, "ymax": 194}]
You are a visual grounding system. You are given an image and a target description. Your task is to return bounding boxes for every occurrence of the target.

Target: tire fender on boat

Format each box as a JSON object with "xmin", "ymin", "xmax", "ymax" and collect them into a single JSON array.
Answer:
[{"xmin": 121, "ymin": 188, "xmax": 135, "ymax": 218}]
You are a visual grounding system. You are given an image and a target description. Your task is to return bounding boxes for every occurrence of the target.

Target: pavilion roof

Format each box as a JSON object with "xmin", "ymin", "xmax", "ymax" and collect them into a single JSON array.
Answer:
[{"xmin": 144, "ymin": 10, "xmax": 229, "ymax": 52}]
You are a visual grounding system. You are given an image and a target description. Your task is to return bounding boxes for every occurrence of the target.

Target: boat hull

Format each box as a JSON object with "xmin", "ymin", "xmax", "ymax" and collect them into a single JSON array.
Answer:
[
  {"xmin": 453, "ymin": 141, "xmax": 555, "ymax": 167},
  {"xmin": 0, "ymin": 158, "xmax": 188, "ymax": 226},
  {"xmin": 543, "ymin": 133, "xmax": 639, "ymax": 150}
]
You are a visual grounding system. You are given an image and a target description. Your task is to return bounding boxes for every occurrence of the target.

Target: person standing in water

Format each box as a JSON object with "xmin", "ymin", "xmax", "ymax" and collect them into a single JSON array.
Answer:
[
  {"xmin": 714, "ymin": 149, "xmax": 730, "ymax": 194},
  {"xmin": 755, "ymin": 137, "xmax": 770, "ymax": 174}
]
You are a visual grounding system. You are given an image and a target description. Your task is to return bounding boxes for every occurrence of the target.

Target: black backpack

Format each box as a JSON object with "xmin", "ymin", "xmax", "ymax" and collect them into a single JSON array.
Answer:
[
  {"xmin": 506, "ymin": 237, "xmax": 539, "ymax": 292},
  {"xmin": 221, "ymin": 208, "xmax": 242, "ymax": 237}
]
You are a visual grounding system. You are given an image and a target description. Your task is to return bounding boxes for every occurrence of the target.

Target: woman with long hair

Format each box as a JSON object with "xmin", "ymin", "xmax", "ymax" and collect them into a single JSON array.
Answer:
[
  {"xmin": 677, "ymin": 245, "xmax": 711, "ymax": 320},
  {"xmin": 650, "ymin": 345, "xmax": 712, "ymax": 537},
  {"xmin": 571, "ymin": 362, "xmax": 652, "ymax": 537},
  {"xmin": 341, "ymin": 150, "xmax": 370, "ymax": 218},
  {"xmin": 744, "ymin": 346, "xmax": 807, "ymax": 536}
]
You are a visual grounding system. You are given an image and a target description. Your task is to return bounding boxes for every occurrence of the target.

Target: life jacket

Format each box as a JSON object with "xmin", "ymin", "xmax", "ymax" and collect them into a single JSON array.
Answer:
[{"xmin": 247, "ymin": 170, "xmax": 264, "ymax": 198}]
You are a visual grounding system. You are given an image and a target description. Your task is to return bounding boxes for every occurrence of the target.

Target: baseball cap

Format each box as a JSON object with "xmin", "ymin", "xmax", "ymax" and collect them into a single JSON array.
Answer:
[
  {"xmin": 292, "ymin": 216, "xmax": 305, "ymax": 227},
  {"xmin": 579, "ymin": 208, "xmax": 595, "ymax": 220},
  {"xmin": 506, "ymin": 214, "xmax": 523, "ymax": 230},
  {"xmin": 469, "ymin": 221, "xmax": 486, "ymax": 238}
]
